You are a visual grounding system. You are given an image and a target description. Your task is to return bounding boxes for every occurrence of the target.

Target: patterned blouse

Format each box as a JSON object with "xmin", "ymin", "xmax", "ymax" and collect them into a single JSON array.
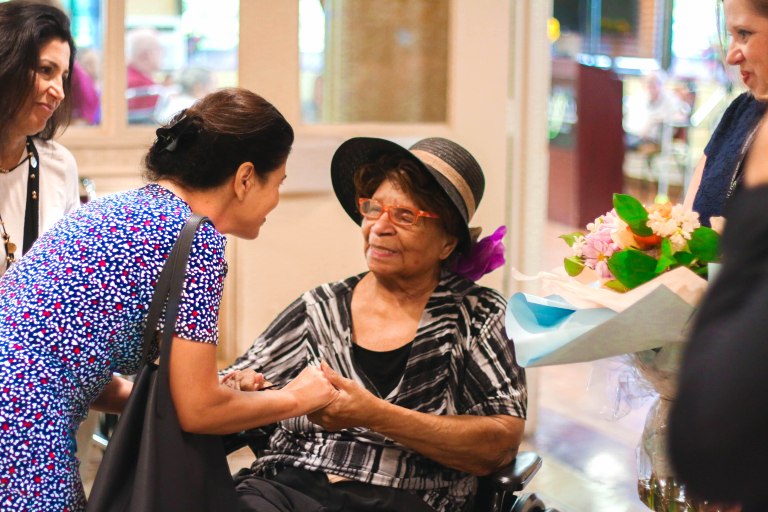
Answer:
[
  {"xmin": 226, "ymin": 272, "xmax": 527, "ymax": 512},
  {"xmin": 0, "ymin": 183, "xmax": 226, "ymax": 511}
]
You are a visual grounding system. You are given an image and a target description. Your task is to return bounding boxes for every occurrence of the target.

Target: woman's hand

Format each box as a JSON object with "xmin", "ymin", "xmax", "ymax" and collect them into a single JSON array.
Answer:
[
  {"xmin": 281, "ymin": 363, "xmax": 339, "ymax": 415},
  {"xmin": 307, "ymin": 361, "xmax": 380, "ymax": 431},
  {"xmin": 220, "ymin": 369, "xmax": 271, "ymax": 391}
]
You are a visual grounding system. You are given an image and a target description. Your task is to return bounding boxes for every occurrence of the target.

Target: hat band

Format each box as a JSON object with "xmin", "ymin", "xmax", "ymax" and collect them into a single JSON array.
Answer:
[{"xmin": 410, "ymin": 149, "xmax": 476, "ymax": 219}]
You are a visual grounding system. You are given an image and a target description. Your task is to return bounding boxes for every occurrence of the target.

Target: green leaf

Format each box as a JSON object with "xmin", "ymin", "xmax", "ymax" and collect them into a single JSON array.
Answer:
[
  {"xmin": 603, "ymin": 279, "xmax": 629, "ymax": 293},
  {"xmin": 607, "ymin": 249, "xmax": 659, "ymax": 289},
  {"xmin": 655, "ymin": 238, "xmax": 677, "ymax": 273},
  {"xmin": 559, "ymin": 232, "xmax": 584, "ymax": 248},
  {"xmin": 687, "ymin": 226, "xmax": 720, "ymax": 263},
  {"xmin": 674, "ymin": 251, "xmax": 695, "ymax": 266},
  {"xmin": 613, "ymin": 194, "xmax": 653, "ymax": 236},
  {"xmin": 563, "ymin": 256, "xmax": 585, "ymax": 277}
]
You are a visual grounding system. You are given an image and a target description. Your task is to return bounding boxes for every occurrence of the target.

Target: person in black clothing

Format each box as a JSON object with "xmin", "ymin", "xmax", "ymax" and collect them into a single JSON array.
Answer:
[{"xmin": 669, "ymin": 1, "xmax": 768, "ymax": 510}]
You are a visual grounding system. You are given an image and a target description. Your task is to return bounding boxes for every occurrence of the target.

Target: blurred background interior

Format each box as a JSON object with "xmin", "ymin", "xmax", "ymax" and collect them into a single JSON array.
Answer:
[{"xmin": 5, "ymin": 0, "xmax": 738, "ymax": 510}]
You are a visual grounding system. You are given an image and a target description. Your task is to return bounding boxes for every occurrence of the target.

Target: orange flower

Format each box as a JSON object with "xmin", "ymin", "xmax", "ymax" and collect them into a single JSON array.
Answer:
[
  {"xmin": 627, "ymin": 226, "xmax": 662, "ymax": 249},
  {"xmin": 647, "ymin": 202, "xmax": 672, "ymax": 219}
]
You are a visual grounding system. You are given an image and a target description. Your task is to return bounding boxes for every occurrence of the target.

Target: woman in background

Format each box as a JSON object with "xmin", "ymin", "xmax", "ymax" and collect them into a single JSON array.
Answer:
[
  {"xmin": 683, "ymin": 0, "xmax": 768, "ymax": 225},
  {"xmin": 0, "ymin": 1, "xmax": 80, "ymax": 276}
]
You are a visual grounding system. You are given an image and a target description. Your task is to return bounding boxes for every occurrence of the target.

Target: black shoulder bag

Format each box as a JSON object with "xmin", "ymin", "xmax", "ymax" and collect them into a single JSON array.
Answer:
[{"xmin": 86, "ymin": 215, "xmax": 240, "ymax": 511}]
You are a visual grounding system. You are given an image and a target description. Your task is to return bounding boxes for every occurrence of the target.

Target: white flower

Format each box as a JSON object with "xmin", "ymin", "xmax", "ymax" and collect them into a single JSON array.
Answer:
[
  {"xmin": 669, "ymin": 233, "xmax": 688, "ymax": 252},
  {"xmin": 672, "ymin": 204, "xmax": 700, "ymax": 238},
  {"xmin": 571, "ymin": 235, "xmax": 587, "ymax": 257},
  {"xmin": 647, "ymin": 204, "xmax": 700, "ymax": 251},
  {"xmin": 648, "ymin": 215, "xmax": 678, "ymax": 237}
]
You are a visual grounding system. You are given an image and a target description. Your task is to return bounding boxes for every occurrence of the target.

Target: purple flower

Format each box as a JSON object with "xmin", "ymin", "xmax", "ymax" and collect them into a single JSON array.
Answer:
[{"xmin": 450, "ymin": 226, "xmax": 507, "ymax": 281}]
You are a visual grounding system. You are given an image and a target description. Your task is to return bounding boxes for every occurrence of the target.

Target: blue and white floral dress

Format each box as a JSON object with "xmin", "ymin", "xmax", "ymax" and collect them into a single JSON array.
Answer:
[{"xmin": 0, "ymin": 184, "xmax": 227, "ymax": 511}]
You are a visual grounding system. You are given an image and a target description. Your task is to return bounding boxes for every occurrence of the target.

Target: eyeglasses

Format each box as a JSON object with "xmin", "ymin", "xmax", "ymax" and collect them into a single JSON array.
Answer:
[{"xmin": 357, "ymin": 198, "xmax": 439, "ymax": 227}]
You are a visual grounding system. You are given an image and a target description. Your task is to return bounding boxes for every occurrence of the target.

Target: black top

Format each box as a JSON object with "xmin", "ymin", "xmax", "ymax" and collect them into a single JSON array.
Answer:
[
  {"xmin": 670, "ymin": 185, "xmax": 768, "ymax": 511},
  {"xmin": 352, "ymin": 341, "xmax": 413, "ymax": 398},
  {"xmin": 694, "ymin": 92, "xmax": 766, "ymax": 227}
]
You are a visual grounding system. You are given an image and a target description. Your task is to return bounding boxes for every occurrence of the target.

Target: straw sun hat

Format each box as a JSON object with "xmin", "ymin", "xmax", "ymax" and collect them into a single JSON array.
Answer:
[{"xmin": 330, "ymin": 137, "xmax": 486, "ymax": 247}]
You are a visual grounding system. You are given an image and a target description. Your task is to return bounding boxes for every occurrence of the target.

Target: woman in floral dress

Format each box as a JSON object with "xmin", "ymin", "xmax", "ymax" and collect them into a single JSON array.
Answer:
[{"xmin": 0, "ymin": 88, "xmax": 338, "ymax": 511}]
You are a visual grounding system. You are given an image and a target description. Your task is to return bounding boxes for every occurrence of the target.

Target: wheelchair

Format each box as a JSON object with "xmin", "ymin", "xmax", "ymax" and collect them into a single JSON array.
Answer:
[{"xmin": 223, "ymin": 428, "xmax": 559, "ymax": 512}]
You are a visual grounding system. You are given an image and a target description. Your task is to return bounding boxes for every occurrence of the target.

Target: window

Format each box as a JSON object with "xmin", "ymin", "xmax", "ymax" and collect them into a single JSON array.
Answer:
[
  {"xmin": 125, "ymin": 0, "xmax": 239, "ymax": 125},
  {"xmin": 62, "ymin": 0, "xmax": 103, "ymax": 126}
]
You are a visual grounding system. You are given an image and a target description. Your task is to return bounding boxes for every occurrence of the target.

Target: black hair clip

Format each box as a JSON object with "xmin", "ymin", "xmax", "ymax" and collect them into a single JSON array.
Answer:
[
  {"xmin": 155, "ymin": 110, "xmax": 193, "ymax": 153},
  {"xmin": 155, "ymin": 127, "xmax": 179, "ymax": 153}
]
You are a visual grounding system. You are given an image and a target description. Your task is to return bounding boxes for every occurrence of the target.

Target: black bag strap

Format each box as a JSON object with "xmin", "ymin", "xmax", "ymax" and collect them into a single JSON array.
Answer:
[
  {"xmin": 141, "ymin": 214, "xmax": 208, "ymax": 365},
  {"xmin": 22, "ymin": 136, "xmax": 40, "ymax": 254}
]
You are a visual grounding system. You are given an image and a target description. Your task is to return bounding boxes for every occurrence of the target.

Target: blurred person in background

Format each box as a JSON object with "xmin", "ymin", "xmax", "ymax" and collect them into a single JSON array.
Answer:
[
  {"xmin": 157, "ymin": 66, "xmax": 216, "ymax": 122},
  {"xmin": 70, "ymin": 51, "xmax": 100, "ymax": 125},
  {"xmin": 126, "ymin": 27, "xmax": 165, "ymax": 123},
  {"xmin": 683, "ymin": 0, "xmax": 768, "ymax": 225},
  {"xmin": 0, "ymin": 0, "xmax": 80, "ymax": 277},
  {"xmin": 624, "ymin": 70, "xmax": 691, "ymax": 153}
]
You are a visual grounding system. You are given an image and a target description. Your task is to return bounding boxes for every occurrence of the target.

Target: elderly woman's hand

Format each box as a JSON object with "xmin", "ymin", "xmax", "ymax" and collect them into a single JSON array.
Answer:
[
  {"xmin": 220, "ymin": 369, "xmax": 271, "ymax": 391},
  {"xmin": 307, "ymin": 362, "xmax": 381, "ymax": 431}
]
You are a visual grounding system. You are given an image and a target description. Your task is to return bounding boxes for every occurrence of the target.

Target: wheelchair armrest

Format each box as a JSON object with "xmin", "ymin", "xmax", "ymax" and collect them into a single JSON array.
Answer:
[
  {"xmin": 486, "ymin": 451, "xmax": 542, "ymax": 493},
  {"xmin": 222, "ymin": 425, "xmax": 276, "ymax": 456}
]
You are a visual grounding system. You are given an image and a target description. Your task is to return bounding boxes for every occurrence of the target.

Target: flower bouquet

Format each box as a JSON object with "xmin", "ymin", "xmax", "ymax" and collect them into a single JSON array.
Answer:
[
  {"xmin": 560, "ymin": 194, "xmax": 718, "ymax": 292},
  {"xmin": 506, "ymin": 194, "xmax": 721, "ymax": 512}
]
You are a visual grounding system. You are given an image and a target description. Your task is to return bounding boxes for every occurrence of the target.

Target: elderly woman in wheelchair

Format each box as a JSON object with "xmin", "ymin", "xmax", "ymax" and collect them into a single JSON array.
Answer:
[{"xmin": 221, "ymin": 137, "xmax": 541, "ymax": 512}]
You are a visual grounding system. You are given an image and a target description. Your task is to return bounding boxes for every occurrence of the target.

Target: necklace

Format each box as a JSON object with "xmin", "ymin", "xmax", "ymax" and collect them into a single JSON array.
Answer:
[
  {"xmin": 0, "ymin": 137, "xmax": 39, "ymax": 270},
  {"xmin": 0, "ymin": 140, "xmax": 33, "ymax": 174},
  {"xmin": 0, "ymin": 212, "xmax": 17, "ymax": 268},
  {"xmin": 727, "ymin": 118, "xmax": 764, "ymax": 200}
]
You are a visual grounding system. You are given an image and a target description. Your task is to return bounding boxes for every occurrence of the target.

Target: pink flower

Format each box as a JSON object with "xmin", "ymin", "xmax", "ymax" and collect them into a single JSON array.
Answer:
[
  {"xmin": 581, "ymin": 236, "xmax": 617, "ymax": 279},
  {"xmin": 451, "ymin": 226, "xmax": 507, "ymax": 281},
  {"xmin": 581, "ymin": 212, "xmax": 620, "ymax": 279}
]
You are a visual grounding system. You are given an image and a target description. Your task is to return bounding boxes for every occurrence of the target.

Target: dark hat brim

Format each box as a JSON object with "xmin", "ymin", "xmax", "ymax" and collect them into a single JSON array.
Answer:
[{"xmin": 330, "ymin": 137, "xmax": 472, "ymax": 245}]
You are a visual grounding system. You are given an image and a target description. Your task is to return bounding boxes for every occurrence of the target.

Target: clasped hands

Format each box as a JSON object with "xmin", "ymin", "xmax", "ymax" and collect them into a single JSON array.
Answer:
[{"xmin": 221, "ymin": 361, "xmax": 378, "ymax": 431}]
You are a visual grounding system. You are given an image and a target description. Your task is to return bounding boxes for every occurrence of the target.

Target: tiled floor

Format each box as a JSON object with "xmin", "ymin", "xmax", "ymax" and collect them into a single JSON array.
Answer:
[
  {"xmin": 519, "ymin": 364, "xmax": 653, "ymax": 512},
  {"xmin": 79, "ymin": 220, "xmax": 659, "ymax": 512}
]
